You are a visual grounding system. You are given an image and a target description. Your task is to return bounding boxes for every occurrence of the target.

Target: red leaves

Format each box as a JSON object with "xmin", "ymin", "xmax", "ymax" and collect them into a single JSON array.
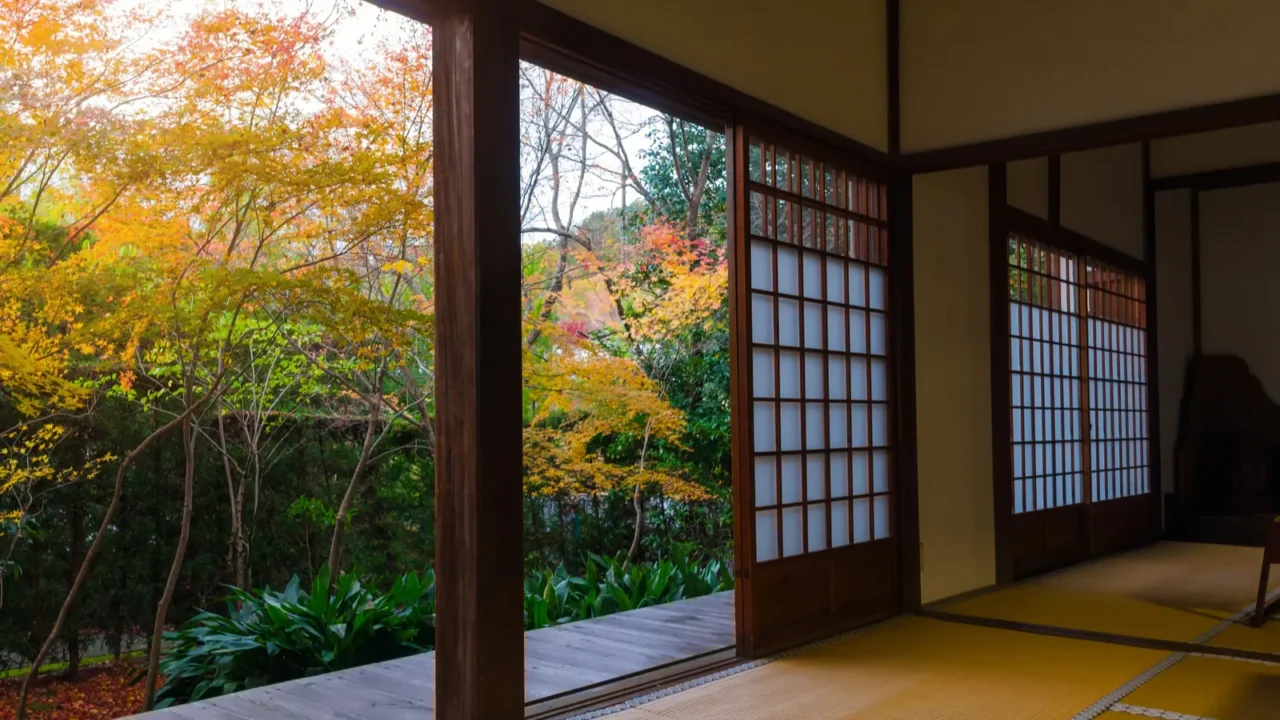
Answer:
[{"xmin": 0, "ymin": 662, "xmax": 147, "ymax": 720}]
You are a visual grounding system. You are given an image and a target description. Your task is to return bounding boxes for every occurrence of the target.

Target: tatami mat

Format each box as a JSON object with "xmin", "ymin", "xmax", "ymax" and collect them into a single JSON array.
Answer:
[
  {"xmin": 941, "ymin": 583, "xmax": 1223, "ymax": 641},
  {"xmin": 1036, "ymin": 542, "xmax": 1276, "ymax": 613},
  {"xmin": 606, "ymin": 617, "xmax": 1165, "ymax": 720},
  {"xmin": 1209, "ymin": 615, "xmax": 1280, "ymax": 655},
  {"xmin": 937, "ymin": 542, "xmax": 1275, "ymax": 643},
  {"xmin": 1122, "ymin": 654, "xmax": 1280, "ymax": 720},
  {"xmin": 599, "ymin": 543, "xmax": 1280, "ymax": 720}
]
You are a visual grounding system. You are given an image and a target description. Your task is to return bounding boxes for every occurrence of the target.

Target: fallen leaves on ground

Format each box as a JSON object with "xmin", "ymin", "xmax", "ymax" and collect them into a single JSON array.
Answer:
[{"xmin": 0, "ymin": 661, "xmax": 146, "ymax": 720}]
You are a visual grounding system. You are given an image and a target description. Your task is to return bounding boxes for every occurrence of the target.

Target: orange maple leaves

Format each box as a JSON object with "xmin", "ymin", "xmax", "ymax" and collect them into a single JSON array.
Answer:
[
  {"xmin": 522, "ymin": 221, "xmax": 726, "ymax": 502},
  {"xmin": 0, "ymin": 662, "xmax": 146, "ymax": 720}
]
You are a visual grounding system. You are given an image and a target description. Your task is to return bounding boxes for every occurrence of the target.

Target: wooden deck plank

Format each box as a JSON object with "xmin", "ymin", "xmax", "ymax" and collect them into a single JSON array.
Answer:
[
  {"xmin": 139, "ymin": 591, "xmax": 735, "ymax": 720},
  {"xmin": 535, "ymin": 623, "xmax": 694, "ymax": 660},
  {"xmin": 537, "ymin": 618, "xmax": 721, "ymax": 659},
  {"xmin": 562, "ymin": 609, "xmax": 730, "ymax": 646},
  {"xmin": 276, "ymin": 676, "xmax": 430, "ymax": 720},
  {"xmin": 339, "ymin": 659, "xmax": 436, "ymax": 708},
  {"xmin": 164, "ymin": 705, "xmax": 244, "ymax": 720}
]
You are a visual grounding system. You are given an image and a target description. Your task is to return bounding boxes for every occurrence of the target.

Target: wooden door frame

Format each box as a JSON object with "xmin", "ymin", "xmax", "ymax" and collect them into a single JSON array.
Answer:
[
  {"xmin": 989, "ymin": 160, "xmax": 1162, "ymax": 583},
  {"xmin": 432, "ymin": 0, "xmax": 525, "ymax": 717},
  {"xmin": 385, "ymin": 0, "xmax": 916, "ymax": 712},
  {"xmin": 511, "ymin": 0, "xmax": 922, "ymax": 663}
]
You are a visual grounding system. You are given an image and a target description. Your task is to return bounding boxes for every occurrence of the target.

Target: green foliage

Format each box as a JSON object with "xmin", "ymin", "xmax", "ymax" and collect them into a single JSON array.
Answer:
[
  {"xmin": 155, "ymin": 545, "xmax": 732, "ymax": 708},
  {"xmin": 522, "ymin": 543, "xmax": 732, "ymax": 630},
  {"xmin": 154, "ymin": 569, "xmax": 435, "ymax": 708},
  {"xmin": 638, "ymin": 120, "xmax": 728, "ymax": 242}
]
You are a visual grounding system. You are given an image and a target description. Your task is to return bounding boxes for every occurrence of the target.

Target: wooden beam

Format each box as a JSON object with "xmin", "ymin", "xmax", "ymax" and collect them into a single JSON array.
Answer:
[
  {"xmin": 1047, "ymin": 155, "xmax": 1061, "ymax": 228},
  {"xmin": 1142, "ymin": 141, "xmax": 1164, "ymax": 530},
  {"xmin": 886, "ymin": 0, "xmax": 900, "ymax": 157},
  {"xmin": 901, "ymin": 93, "xmax": 1280, "ymax": 173},
  {"xmin": 889, "ymin": 169, "xmax": 919, "ymax": 607},
  {"xmin": 727, "ymin": 124, "xmax": 755, "ymax": 659},
  {"xmin": 1190, "ymin": 190, "xmax": 1203, "ymax": 357},
  {"xmin": 987, "ymin": 163, "xmax": 1014, "ymax": 584},
  {"xmin": 433, "ymin": 0, "xmax": 524, "ymax": 717},
  {"xmin": 1150, "ymin": 160, "xmax": 1280, "ymax": 192}
]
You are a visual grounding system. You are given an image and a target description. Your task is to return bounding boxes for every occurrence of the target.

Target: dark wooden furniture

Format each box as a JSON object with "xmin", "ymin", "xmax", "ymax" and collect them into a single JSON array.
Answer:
[
  {"xmin": 1175, "ymin": 355, "xmax": 1280, "ymax": 546},
  {"xmin": 1254, "ymin": 521, "xmax": 1280, "ymax": 627}
]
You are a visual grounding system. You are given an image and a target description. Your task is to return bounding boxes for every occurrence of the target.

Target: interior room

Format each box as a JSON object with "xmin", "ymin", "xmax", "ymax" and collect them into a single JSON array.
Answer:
[{"xmin": 12, "ymin": 1, "xmax": 1280, "ymax": 719}]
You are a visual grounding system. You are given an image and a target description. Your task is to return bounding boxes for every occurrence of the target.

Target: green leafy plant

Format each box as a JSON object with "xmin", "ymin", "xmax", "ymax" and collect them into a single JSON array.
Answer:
[
  {"xmin": 154, "ymin": 569, "xmax": 434, "ymax": 708},
  {"xmin": 522, "ymin": 544, "xmax": 732, "ymax": 630},
  {"xmin": 156, "ymin": 547, "xmax": 731, "ymax": 708}
]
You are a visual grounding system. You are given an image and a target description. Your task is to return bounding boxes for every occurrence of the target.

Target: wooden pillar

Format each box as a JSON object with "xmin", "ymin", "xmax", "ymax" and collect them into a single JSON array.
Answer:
[
  {"xmin": 433, "ymin": 0, "xmax": 524, "ymax": 717},
  {"xmin": 988, "ymin": 163, "xmax": 1014, "ymax": 584}
]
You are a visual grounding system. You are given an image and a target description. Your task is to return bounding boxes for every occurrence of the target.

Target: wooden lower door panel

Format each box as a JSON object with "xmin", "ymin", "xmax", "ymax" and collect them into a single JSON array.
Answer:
[
  {"xmin": 748, "ymin": 541, "xmax": 898, "ymax": 656},
  {"xmin": 1091, "ymin": 494, "xmax": 1161, "ymax": 557},
  {"xmin": 1012, "ymin": 505, "xmax": 1089, "ymax": 578}
]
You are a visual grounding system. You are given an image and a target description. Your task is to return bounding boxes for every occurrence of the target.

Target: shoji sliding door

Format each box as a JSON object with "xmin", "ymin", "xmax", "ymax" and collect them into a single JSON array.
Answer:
[
  {"xmin": 1082, "ymin": 257, "xmax": 1157, "ymax": 555},
  {"xmin": 733, "ymin": 127, "xmax": 899, "ymax": 656},
  {"xmin": 998, "ymin": 207, "xmax": 1158, "ymax": 579},
  {"xmin": 1006, "ymin": 230, "xmax": 1092, "ymax": 574}
]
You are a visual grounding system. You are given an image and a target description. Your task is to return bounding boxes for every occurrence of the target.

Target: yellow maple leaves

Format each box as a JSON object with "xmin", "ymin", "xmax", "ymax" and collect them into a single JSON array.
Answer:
[
  {"xmin": 0, "ymin": 424, "xmax": 114, "ymax": 526},
  {"xmin": 521, "ymin": 220, "xmax": 727, "ymax": 503}
]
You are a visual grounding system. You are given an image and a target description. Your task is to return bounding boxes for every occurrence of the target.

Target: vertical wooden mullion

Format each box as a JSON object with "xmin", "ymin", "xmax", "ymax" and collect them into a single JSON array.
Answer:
[
  {"xmin": 1125, "ymin": 303, "xmax": 1134, "ymax": 494},
  {"xmin": 796, "ymin": 155, "xmax": 809, "ymax": 554},
  {"xmin": 821, "ymin": 206, "xmax": 833, "ymax": 553},
  {"xmin": 1036, "ymin": 256, "xmax": 1047, "ymax": 510},
  {"xmin": 433, "ymin": 0, "xmax": 523, "ymax": 715},
  {"xmin": 1054, "ymin": 249, "xmax": 1064, "ymax": 507},
  {"xmin": 882, "ymin": 184, "xmax": 895, "ymax": 539},
  {"xmin": 1079, "ymin": 258, "xmax": 1093, "ymax": 506},
  {"xmin": 1107, "ymin": 286, "xmax": 1116, "ymax": 498},
  {"xmin": 771, "ymin": 144, "xmax": 784, "ymax": 561},
  {"xmin": 864, "ymin": 246, "xmax": 875, "ymax": 540}
]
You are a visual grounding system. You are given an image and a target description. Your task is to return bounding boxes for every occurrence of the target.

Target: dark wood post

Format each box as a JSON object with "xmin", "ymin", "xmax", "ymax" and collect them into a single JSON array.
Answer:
[{"xmin": 433, "ymin": 0, "xmax": 524, "ymax": 717}]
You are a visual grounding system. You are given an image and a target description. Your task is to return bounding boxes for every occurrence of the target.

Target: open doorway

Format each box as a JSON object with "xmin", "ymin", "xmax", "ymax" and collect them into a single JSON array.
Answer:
[{"xmin": 516, "ymin": 62, "xmax": 735, "ymax": 709}]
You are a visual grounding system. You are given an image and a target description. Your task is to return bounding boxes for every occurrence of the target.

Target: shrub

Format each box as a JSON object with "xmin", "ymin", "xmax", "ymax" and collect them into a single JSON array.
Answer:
[
  {"xmin": 522, "ymin": 543, "xmax": 732, "ymax": 630},
  {"xmin": 157, "ymin": 546, "xmax": 732, "ymax": 708},
  {"xmin": 155, "ymin": 569, "xmax": 434, "ymax": 708}
]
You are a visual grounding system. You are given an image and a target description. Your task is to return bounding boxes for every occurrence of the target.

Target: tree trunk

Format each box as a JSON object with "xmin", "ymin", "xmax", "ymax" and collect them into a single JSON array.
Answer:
[
  {"xmin": 143, "ymin": 413, "xmax": 197, "ymax": 710},
  {"xmin": 325, "ymin": 408, "xmax": 379, "ymax": 591},
  {"xmin": 64, "ymin": 491, "xmax": 84, "ymax": 681},
  {"xmin": 217, "ymin": 412, "xmax": 244, "ymax": 589},
  {"xmin": 626, "ymin": 423, "xmax": 654, "ymax": 563},
  {"xmin": 684, "ymin": 128, "xmax": 714, "ymax": 240},
  {"xmin": 16, "ymin": 407, "xmax": 200, "ymax": 720},
  {"xmin": 627, "ymin": 485, "xmax": 645, "ymax": 562}
]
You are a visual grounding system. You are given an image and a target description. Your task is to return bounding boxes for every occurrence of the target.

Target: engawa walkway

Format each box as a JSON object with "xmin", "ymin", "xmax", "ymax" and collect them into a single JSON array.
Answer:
[{"xmin": 130, "ymin": 590, "xmax": 735, "ymax": 719}]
